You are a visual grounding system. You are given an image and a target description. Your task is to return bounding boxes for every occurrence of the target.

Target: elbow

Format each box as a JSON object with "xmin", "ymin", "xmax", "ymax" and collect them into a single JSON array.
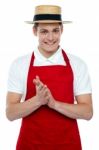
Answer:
[
  {"xmin": 6, "ymin": 108, "xmax": 15, "ymax": 121},
  {"xmin": 6, "ymin": 114, "xmax": 15, "ymax": 121},
  {"xmin": 6, "ymin": 116, "xmax": 14, "ymax": 122},
  {"xmin": 6, "ymin": 113, "xmax": 14, "ymax": 121},
  {"xmin": 82, "ymin": 103, "xmax": 93, "ymax": 121},
  {"xmin": 85, "ymin": 110, "xmax": 93, "ymax": 121}
]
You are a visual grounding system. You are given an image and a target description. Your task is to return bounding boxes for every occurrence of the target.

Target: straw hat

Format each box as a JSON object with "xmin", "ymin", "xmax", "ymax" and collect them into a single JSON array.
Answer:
[{"xmin": 26, "ymin": 5, "xmax": 72, "ymax": 24}]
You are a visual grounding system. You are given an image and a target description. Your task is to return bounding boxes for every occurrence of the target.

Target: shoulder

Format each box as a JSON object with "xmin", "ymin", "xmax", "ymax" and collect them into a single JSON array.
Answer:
[
  {"xmin": 12, "ymin": 53, "xmax": 32, "ymax": 66},
  {"xmin": 10, "ymin": 53, "xmax": 32, "ymax": 71},
  {"xmin": 67, "ymin": 53, "xmax": 86, "ymax": 65},
  {"xmin": 67, "ymin": 53, "xmax": 88, "ymax": 71}
]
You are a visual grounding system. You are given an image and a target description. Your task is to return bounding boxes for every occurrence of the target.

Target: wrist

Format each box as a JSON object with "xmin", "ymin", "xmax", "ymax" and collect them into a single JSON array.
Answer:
[
  {"xmin": 48, "ymin": 99, "xmax": 56, "ymax": 109},
  {"xmin": 53, "ymin": 100, "xmax": 59, "ymax": 110},
  {"xmin": 31, "ymin": 96, "xmax": 42, "ymax": 107}
]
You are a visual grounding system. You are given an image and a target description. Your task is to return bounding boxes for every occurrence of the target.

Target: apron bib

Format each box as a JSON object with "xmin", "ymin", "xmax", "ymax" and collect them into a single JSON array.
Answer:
[{"xmin": 16, "ymin": 50, "xmax": 82, "ymax": 150}]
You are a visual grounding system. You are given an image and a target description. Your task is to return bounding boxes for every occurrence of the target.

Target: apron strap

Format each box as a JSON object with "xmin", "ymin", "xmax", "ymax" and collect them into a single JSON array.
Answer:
[
  {"xmin": 62, "ymin": 50, "xmax": 70, "ymax": 65},
  {"xmin": 30, "ymin": 52, "xmax": 35, "ymax": 67}
]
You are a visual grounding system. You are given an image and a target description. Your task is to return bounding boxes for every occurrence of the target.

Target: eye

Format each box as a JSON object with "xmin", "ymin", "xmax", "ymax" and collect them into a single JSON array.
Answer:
[
  {"xmin": 40, "ymin": 30, "xmax": 48, "ymax": 34},
  {"xmin": 53, "ymin": 29, "xmax": 60, "ymax": 33}
]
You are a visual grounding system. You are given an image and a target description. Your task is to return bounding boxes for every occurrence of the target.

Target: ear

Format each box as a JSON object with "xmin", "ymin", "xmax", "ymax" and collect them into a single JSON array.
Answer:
[
  {"xmin": 33, "ymin": 26, "xmax": 37, "ymax": 36},
  {"xmin": 61, "ymin": 25, "xmax": 63, "ymax": 33}
]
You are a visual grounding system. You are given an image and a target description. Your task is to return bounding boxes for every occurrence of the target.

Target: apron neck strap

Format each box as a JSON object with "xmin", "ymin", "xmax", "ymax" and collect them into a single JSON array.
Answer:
[{"xmin": 62, "ymin": 50, "xmax": 70, "ymax": 65}]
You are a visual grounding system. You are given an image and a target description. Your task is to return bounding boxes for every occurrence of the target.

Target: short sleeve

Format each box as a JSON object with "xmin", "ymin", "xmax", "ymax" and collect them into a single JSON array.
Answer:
[
  {"xmin": 74, "ymin": 61, "xmax": 92, "ymax": 96},
  {"xmin": 7, "ymin": 60, "xmax": 24, "ymax": 94}
]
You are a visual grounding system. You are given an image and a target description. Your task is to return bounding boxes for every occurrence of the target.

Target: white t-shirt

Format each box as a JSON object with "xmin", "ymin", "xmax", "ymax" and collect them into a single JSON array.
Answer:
[{"xmin": 7, "ymin": 47, "xmax": 92, "ymax": 100}]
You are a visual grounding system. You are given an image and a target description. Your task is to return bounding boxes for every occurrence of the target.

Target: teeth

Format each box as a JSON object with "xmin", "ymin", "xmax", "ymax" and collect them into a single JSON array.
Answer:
[{"xmin": 45, "ymin": 42, "xmax": 55, "ymax": 45}]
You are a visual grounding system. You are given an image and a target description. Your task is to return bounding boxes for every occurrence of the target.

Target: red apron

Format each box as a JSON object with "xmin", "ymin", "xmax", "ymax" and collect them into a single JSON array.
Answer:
[{"xmin": 16, "ymin": 50, "xmax": 82, "ymax": 150}]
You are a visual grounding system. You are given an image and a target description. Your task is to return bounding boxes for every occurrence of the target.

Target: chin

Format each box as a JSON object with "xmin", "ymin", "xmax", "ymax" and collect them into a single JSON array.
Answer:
[
  {"xmin": 45, "ymin": 45, "xmax": 58, "ymax": 51},
  {"xmin": 46, "ymin": 48, "xmax": 57, "ymax": 53}
]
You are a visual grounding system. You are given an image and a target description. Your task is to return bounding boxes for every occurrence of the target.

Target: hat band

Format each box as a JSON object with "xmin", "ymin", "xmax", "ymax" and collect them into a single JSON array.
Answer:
[{"xmin": 33, "ymin": 14, "xmax": 62, "ymax": 21}]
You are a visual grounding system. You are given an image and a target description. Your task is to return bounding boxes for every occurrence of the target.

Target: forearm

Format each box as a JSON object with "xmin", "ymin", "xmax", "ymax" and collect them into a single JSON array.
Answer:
[
  {"xmin": 51, "ymin": 101, "xmax": 93, "ymax": 120},
  {"xmin": 6, "ymin": 96, "xmax": 41, "ymax": 121}
]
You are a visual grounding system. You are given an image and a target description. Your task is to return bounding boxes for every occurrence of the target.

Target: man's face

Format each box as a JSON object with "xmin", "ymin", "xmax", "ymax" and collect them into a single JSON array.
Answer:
[{"xmin": 33, "ymin": 23, "xmax": 63, "ymax": 57}]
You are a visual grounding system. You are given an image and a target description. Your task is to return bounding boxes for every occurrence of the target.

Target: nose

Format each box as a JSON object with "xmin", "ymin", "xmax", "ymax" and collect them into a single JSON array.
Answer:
[{"xmin": 47, "ymin": 32, "xmax": 54, "ymax": 41}]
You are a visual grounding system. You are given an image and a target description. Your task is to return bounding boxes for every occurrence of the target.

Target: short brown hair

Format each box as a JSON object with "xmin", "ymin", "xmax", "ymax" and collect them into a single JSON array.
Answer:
[{"xmin": 33, "ymin": 22, "xmax": 63, "ymax": 29}]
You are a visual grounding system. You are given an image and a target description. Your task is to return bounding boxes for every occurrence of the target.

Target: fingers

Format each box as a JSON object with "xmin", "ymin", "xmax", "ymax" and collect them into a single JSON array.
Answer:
[
  {"xmin": 33, "ymin": 76, "xmax": 48, "ymax": 93},
  {"xmin": 38, "ymin": 84, "xmax": 50, "ymax": 101},
  {"xmin": 38, "ymin": 83, "xmax": 45, "ymax": 91},
  {"xmin": 33, "ymin": 76, "xmax": 43, "ymax": 86},
  {"xmin": 33, "ymin": 77, "xmax": 40, "ymax": 86},
  {"xmin": 39, "ymin": 85, "xmax": 47, "ymax": 93},
  {"xmin": 33, "ymin": 79, "xmax": 38, "ymax": 86},
  {"xmin": 33, "ymin": 75, "xmax": 50, "ymax": 97}
]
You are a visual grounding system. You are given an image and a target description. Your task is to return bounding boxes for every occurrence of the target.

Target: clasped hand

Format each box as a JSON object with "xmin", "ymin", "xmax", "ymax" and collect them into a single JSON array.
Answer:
[{"xmin": 33, "ymin": 76, "xmax": 55, "ymax": 108}]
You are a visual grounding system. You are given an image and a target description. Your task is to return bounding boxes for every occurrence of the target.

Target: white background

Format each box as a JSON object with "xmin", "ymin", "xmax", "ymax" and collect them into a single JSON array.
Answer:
[{"xmin": 0, "ymin": 0, "xmax": 99, "ymax": 149}]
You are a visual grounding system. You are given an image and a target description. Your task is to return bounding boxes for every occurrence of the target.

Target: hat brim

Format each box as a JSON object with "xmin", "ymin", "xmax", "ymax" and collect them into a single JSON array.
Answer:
[{"xmin": 25, "ymin": 20, "xmax": 72, "ymax": 24}]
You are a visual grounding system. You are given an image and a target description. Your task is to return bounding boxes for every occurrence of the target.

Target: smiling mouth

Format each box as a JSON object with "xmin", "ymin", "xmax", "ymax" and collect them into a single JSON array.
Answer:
[{"xmin": 44, "ymin": 41, "xmax": 56, "ymax": 45}]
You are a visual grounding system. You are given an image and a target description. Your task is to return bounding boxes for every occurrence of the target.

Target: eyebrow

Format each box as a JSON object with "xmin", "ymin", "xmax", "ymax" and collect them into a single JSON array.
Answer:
[{"xmin": 40, "ymin": 27, "xmax": 60, "ymax": 31}]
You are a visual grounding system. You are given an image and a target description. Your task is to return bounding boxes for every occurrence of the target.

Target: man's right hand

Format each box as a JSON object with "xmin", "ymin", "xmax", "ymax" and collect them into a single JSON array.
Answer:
[{"xmin": 33, "ymin": 76, "xmax": 49, "ymax": 105}]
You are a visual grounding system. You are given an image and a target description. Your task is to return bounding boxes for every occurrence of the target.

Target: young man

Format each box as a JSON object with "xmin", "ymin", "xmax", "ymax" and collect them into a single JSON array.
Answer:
[{"xmin": 6, "ymin": 5, "xmax": 93, "ymax": 150}]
